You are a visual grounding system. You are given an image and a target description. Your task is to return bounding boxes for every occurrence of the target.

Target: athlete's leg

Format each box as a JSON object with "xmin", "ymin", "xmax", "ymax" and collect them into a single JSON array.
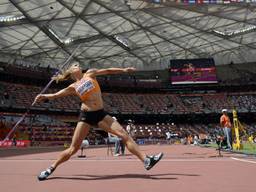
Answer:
[
  {"xmin": 38, "ymin": 121, "xmax": 90, "ymax": 180},
  {"xmin": 98, "ymin": 115, "xmax": 146, "ymax": 162},
  {"xmin": 98, "ymin": 115, "xmax": 163, "ymax": 170},
  {"xmin": 52, "ymin": 121, "xmax": 91, "ymax": 168}
]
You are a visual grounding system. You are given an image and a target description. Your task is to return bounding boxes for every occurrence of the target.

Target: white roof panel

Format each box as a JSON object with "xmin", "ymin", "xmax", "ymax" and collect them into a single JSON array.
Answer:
[{"xmin": 0, "ymin": 0, "xmax": 255, "ymax": 70}]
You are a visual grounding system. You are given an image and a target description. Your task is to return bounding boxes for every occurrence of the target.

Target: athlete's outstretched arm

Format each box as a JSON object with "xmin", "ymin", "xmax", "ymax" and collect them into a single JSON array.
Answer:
[
  {"xmin": 87, "ymin": 67, "xmax": 136, "ymax": 77},
  {"xmin": 34, "ymin": 85, "xmax": 75, "ymax": 103}
]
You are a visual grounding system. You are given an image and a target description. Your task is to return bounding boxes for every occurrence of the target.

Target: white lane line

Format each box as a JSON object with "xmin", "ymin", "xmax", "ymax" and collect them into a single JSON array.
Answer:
[
  {"xmin": 231, "ymin": 157, "xmax": 256, "ymax": 164},
  {"xmin": 0, "ymin": 158, "xmax": 232, "ymax": 162}
]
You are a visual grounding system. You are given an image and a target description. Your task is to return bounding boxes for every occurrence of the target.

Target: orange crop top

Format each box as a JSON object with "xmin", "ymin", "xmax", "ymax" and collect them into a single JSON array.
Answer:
[{"xmin": 74, "ymin": 77, "xmax": 101, "ymax": 102}]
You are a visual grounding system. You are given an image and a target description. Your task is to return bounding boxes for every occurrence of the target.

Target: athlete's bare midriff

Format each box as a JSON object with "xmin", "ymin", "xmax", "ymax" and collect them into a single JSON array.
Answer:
[
  {"xmin": 80, "ymin": 92, "xmax": 104, "ymax": 111},
  {"xmin": 71, "ymin": 75, "xmax": 104, "ymax": 112}
]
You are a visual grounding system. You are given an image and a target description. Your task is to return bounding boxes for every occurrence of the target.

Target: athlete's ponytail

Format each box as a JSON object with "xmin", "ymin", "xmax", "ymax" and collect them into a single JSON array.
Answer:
[
  {"xmin": 52, "ymin": 62, "xmax": 81, "ymax": 83},
  {"xmin": 52, "ymin": 64, "xmax": 76, "ymax": 83},
  {"xmin": 52, "ymin": 70, "xmax": 72, "ymax": 83}
]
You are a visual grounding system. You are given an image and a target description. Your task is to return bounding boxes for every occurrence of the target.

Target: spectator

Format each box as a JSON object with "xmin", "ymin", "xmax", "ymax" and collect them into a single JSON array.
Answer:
[
  {"xmin": 193, "ymin": 135, "xmax": 199, "ymax": 146},
  {"xmin": 126, "ymin": 119, "xmax": 135, "ymax": 138},
  {"xmin": 220, "ymin": 109, "xmax": 232, "ymax": 150},
  {"xmin": 4, "ymin": 91, "xmax": 9, "ymax": 100},
  {"xmin": 108, "ymin": 132, "xmax": 122, "ymax": 156},
  {"xmin": 12, "ymin": 133, "xmax": 17, "ymax": 146},
  {"xmin": 166, "ymin": 130, "xmax": 171, "ymax": 144}
]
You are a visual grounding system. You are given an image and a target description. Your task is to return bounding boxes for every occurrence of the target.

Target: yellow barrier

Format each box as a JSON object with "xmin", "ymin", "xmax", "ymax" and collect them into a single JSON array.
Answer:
[{"xmin": 232, "ymin": 109, "xmax": 243, "ymax": 150}]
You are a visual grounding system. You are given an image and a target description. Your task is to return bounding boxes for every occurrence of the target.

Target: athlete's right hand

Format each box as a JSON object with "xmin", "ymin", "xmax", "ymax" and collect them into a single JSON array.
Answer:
[
  {"xmin": 124, "ymin": 67, "xmax": 136, "ymax": 73},
  {"xmin": 33, "ymin": 94, "xmax": 48, "ymax": 104}
]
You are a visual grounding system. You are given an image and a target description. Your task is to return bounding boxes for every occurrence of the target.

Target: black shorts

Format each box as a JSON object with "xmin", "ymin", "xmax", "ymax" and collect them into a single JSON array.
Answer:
[{"xmin": 78, "ymin": 109, "xmax": 108, "ymax": 126}]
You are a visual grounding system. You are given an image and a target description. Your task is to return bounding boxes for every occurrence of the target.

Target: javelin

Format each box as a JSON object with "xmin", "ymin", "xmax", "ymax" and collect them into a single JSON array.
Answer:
[{"xmin": 3, "ymin": 44, "xmax": 81, "ymax": 142}]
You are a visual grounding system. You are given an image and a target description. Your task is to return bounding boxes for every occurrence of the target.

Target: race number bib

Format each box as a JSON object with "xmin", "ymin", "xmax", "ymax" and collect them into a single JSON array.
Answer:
[{"xmin": 76, "ymin": 79, "xmax": 95, "ymax": 96}]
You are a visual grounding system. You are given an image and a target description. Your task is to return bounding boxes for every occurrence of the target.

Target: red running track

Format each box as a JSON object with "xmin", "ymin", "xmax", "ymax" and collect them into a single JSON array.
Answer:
[{"xmin": 0, "ymin": 145, "xmax": 255, "ymax": 192}]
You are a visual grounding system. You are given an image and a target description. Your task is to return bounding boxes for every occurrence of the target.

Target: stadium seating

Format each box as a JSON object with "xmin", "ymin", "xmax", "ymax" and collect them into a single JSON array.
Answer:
[
  {"xmin": 1, "ymin": 81, "xmax": 256, "ymax": 115},
  {"xmin": 1, "ymin": 81, "xmax": 256, "ymax": 146}
]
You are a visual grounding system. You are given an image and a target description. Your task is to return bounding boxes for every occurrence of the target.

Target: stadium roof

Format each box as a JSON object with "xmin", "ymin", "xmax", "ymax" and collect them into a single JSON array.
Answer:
[{"xmin": 0, "ymin": 0, "xmax": 256, "ymax": 70}]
